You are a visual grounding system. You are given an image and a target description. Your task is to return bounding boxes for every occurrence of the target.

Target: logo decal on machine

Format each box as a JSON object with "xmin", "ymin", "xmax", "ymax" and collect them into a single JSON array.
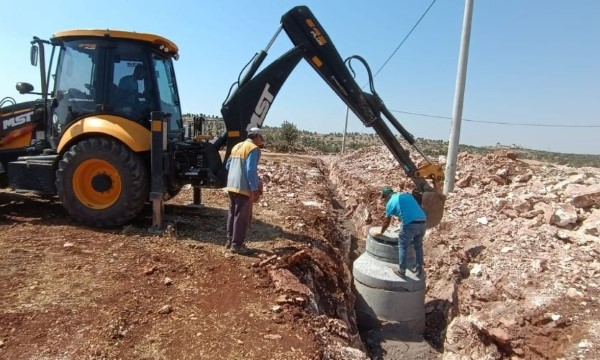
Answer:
[
  {"xmin": 306, "ymin": 19, "xmax": 327, "ymax": 46},
  {"xmin": 2, "ymin": 111, "xmax": 32, "ymax": 131},
  {"xmin": 249, "ymin": 83, "xmax": 274, "ymax": 129}
]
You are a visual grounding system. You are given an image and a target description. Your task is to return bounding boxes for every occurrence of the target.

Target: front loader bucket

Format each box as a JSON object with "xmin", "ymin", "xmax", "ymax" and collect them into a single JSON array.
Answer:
[{"xmin": 422, "ymin": 191, "xmax": 446, "ymax": 229}]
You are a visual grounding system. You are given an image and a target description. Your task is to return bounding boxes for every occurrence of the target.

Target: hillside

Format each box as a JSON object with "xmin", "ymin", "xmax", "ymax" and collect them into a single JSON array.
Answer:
[{"xmin": 182, "ymin": 115, "xmax": 600, "ymax": 168}]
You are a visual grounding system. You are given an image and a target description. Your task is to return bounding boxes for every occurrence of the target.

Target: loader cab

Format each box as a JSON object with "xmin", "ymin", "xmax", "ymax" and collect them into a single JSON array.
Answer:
[{"xmin": 48, "ymin": 30, "xmax": 183, "ymax": 147}]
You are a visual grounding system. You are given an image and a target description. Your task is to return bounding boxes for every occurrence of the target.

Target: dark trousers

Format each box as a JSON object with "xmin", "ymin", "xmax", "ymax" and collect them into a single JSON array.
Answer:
[
  {"xmin": 227, "ymin": 192, "xmax": 253, "ymax": 246},
  {"xmin": 398, "ymin": 222, "xmax": 426, "ymax": 272}
]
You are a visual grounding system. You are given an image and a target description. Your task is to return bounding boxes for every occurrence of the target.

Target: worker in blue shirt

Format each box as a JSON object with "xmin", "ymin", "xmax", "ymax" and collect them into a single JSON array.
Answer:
[
  {"xmin": 374, "ymin": 186, "xmax": 427, "ymax": 278},
  {"xmin": 224, "ymin": 128, "xmax": 265, "ymax": 255}
]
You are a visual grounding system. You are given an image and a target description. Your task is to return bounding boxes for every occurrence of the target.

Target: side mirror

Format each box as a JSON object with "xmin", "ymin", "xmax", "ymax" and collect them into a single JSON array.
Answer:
[
  {"xmin": 30, "ymin": 45, "xmax": 38, "ymax": 66},
  {"xmin": 16, "ymin": 82, "xmax": 34, "ymax": 94}
]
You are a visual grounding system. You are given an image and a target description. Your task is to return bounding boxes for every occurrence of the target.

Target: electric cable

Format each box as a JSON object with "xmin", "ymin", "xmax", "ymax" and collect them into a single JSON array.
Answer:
[
  {"xmin": 372, "ymin": 0, "xmax": 438, "ymax": 79},
  {"xmin": 391, "ymin": 109, "xmax": 600, "ymax": 128}
]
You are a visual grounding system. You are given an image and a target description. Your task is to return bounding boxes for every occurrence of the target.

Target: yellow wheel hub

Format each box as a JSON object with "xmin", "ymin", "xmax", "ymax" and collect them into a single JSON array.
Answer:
[{"xmin": 73, "ymin": 159, "xmax": 122, "ymax": 209}]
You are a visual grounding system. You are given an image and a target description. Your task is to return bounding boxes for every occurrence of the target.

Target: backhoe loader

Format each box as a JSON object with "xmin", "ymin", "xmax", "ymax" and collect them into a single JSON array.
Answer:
[{"xmin": 0, "ymin": 6, "xmax": 445, "ymax": 228}]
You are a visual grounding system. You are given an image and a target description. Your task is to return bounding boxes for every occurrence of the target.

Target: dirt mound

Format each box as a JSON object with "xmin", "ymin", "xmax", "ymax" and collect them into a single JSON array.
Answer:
[
  {"xmin": 330, "ymin": 145, "xmax": 600, "ymax": 359},
  {"xmin": 0, "ymin": 153, "xmax": 367, "ymax": 359},
  {"xmin": 1, "ymin": 147, "xmax": 598, "ymax": 359}
]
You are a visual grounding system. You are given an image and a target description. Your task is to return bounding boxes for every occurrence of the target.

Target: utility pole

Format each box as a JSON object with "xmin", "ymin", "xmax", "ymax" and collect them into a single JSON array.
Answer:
[{"xmin": 444, "ymin": 0, "xmax": 474, "ymax": 195}]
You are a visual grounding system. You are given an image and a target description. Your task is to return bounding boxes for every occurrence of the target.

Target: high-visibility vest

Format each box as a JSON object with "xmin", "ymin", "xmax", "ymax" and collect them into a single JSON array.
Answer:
[{"xmin": 226, "ymin": 139, "xmax": 259, "ymax": 196}]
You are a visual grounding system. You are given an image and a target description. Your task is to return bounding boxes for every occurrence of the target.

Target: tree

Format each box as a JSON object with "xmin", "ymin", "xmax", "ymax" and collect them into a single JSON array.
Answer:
[{"xmin": 280, "ymin": 121, "xmax": 300, "ymax": 151}]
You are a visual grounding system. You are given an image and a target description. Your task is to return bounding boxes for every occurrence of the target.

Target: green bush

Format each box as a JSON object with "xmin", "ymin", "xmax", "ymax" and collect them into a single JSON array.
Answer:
[{"xmin": 262, "ymin": 121, "xmax": 301, "ymax": 152}]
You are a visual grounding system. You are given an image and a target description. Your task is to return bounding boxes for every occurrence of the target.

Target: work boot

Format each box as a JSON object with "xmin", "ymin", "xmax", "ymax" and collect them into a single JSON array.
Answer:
[
  {"xmin": 224, "ymin": 242, "xmax": 231, "ymax": 250},
  {"xmin": 229, "ymin": 244, "xmax": 254, "ymax": 256},
  {"xmin": 414, "ymin": 267, "xmax": 424, "ymax": 278}
]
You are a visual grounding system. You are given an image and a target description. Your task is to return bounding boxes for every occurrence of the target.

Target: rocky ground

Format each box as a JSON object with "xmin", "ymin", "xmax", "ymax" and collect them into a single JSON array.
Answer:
[
  {"xmin": 0, "ymin": 153, "xmax": 365, "ymax": 360},
  {"xmin": 0, "ymin": 147, "xmax": 598, "ymax": 359},
  {"xmin": 330, "ymin": 146, "xmax": 600, "ymax": 359}
]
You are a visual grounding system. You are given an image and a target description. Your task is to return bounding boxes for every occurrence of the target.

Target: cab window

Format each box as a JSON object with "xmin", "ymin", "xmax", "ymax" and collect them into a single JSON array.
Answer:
[
  {"xmin": 52, "ymin": 40, "xmax": 98, "ymax": 136},
  {"xmin": 107, "ymin": 42, "xmax": 155, "ymax": 123},
  {"xmin": 153, "ymin": 55, "xmax": 181, "ymax": 132}
]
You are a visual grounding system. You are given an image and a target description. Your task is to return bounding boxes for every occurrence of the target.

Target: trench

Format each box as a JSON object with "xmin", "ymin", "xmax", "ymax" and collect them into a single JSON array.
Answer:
[{"xmin": 315, "ymin": 158, "xmax": 455, "ymax": 359}]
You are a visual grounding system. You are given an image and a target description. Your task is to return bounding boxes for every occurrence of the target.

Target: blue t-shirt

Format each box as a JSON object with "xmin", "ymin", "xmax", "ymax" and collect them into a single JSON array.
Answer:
[{"xmin": 385, "ymin": 193, "xmax": 426, "ymax": 226}]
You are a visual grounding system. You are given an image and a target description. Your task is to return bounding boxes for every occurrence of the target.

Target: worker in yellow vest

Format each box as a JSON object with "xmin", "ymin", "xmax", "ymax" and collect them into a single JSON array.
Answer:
[{"xmin": 225, "ymin": 127, "xmax": 265, "ymax": 255}]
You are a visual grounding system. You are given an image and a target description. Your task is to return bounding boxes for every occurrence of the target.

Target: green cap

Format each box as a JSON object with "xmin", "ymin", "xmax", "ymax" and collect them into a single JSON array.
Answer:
[{"xmin": 380, "ymin": 186, "xmax": 394, "ymax": 198}]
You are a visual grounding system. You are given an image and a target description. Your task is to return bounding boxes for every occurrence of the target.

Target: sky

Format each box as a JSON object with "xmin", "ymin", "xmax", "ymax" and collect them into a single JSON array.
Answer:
[{"xmin": 1, "ymin": 0, "xmax": 598, "ymax": 154}]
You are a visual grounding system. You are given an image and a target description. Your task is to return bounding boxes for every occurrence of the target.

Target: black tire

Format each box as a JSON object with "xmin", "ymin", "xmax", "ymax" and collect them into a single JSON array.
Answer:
[{"xmin": 56, "ymin": 137, "xmax": 149, "ymax": 227}]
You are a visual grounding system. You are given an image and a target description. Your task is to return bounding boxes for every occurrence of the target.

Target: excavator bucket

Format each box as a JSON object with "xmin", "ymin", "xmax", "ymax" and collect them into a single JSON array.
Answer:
[{"xmin": 421, "ymin": 191, "xmax": 446, "ymax": 229}]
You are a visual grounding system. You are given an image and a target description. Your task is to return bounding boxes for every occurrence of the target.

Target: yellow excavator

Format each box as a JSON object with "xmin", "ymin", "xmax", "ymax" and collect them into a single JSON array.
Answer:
[{"xmin": 0, "ymin": 6, "xmax": 445, "ymax": 228}]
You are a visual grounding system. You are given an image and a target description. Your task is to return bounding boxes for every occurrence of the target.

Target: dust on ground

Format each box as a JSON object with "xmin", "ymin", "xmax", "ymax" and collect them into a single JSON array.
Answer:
[
  {"xmin": 0, "ymin": 153, "xmax": 364, "ymax": 360},
  {"xmin": 1, "ymin": 147, "xmax": 599, "ymax": 360}
]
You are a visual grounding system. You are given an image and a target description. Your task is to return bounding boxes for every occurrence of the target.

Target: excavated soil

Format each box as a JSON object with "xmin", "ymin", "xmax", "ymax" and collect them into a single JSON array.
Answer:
[
  {"xmin": 330, "ymin": 146, "xmax": 600, "ymax": 360},
  {"xmin": 0, "ymin": 153, "xmax": 366, "ymax": 360},
  {"xmin": 1, "ymin": 147, "xmax": 599, "ymax": 360}
]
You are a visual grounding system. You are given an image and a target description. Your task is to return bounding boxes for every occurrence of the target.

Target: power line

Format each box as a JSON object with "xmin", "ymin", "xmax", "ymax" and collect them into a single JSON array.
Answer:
[
  {"xmin": 372, "ymin": 0, "xmax": 438, "ymax": 79},
  {"xmin": 391, "ymin": 109, "xmax": 600, "ymax": 128},
  {"xmin": 356, "ymin": 1, "xmax": 597, "ymax": 130}
]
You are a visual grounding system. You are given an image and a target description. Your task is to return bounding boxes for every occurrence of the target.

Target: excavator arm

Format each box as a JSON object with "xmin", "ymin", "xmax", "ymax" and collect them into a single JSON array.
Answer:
[{"xmin": 220, "ymin": 5, "xmax": 446, "ymax": 226}]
